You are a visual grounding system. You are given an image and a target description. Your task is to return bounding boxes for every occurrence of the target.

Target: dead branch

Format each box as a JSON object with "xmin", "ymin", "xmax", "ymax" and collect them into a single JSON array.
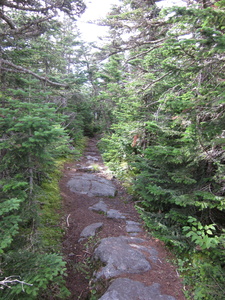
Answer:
[
  {"xmin": 66, "ymin": 214, "xmax": 71, "ymax": 227},
  {"xmin": 0, "ymin": 276, "xmax": 33, "ymax": 291},
  {"xmin": 0, "ymin": 59, "xmax": 69, "ymax": 88},
  {"xmin": 0, "ymin": 11, "xmax": 16, "ymax": 29}
]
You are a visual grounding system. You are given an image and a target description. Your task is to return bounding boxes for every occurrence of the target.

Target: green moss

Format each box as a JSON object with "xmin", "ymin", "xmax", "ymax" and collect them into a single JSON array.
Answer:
[
  {"xmin": 37, "ymin": 137, "xmax": 87, "ymax": 253},
  {"xmin": 37, "ymin": 161, "xmax": 64, "ymax": 252}
]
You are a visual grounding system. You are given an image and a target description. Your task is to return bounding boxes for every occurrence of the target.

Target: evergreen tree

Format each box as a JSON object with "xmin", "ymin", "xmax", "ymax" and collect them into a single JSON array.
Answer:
[
  {"xmin": 0, "ymin": 1, "xmax": 93, "ymax": 298},
  {"xmin": 95, "ymin": 1, "xmax": 225, "ymax": 298}
]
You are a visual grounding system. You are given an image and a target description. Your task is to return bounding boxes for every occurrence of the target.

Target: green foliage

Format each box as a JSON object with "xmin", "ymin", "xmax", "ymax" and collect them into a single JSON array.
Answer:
[
  {"xmin": 177, "ymin": 256, "xmax": 225, "ymax": 300},
  {"xmin": 95, "ymin": 1, "xmax": 225, "ymax": 299},
  {"xmin": 0, "ymin": 178, "xmax": 27, "ymax": 254},
  {"xmin": 0, "ymin": 159, "xmax": 71, "ymax": 299},
  {"xmin": 0, "ymin": 97, "xmax": 67, "ymax": 179},
  {"xmin": 0, "ymin": 2, "xmax": 94, "ymax": 299},
  {"xmin": 0, "ymin": 96, "xmax": 75, "ymax": 297},
  {"xmin": 37, "ymin": 159, "xmax": 66, "ymax": 252},
  {"xmin": 1, "ymin": 252, "xmax": 70, "ymax": 299},
  {"xmin": 73, "ymin": 236, "xmax": 106, "ymax": 299},
  {"xmin": 99, "ymin": 122, "xmax": 141, "ymax": 183},
  {"xmin": 62, "ymin": 92, "xmax": 95, "ymax": 141},
  {"xmin": 183, "ymin": 217, "xmax": 223, "ymax": 250}
]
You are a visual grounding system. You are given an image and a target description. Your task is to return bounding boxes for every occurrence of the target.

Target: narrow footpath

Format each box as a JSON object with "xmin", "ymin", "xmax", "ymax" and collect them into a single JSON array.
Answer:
[{"xmin": 60, "ymin": 138, "xmax": 186, "ymax": 300}]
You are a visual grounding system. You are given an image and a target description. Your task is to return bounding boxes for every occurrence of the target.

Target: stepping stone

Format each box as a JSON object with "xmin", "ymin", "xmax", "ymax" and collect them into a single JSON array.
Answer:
[
  {"xmin": 79, "ymin": 222, "xmax": 103, "ymax": 241},
  {"xmin": 76, "ymin": 166, "xmax": 96, "ymax": 172},
  {"xmin": 129, "ymin": 243, "xmax": 158, "ymax": 263},
  {"xmin": 76, "ymin": 165, "xmax": 101, "ymax": 173},
  {"xmin": 99, "ymin": 278, "xmax": 176, "ymax": 300},
  {"xmin": 93, "ymin": 236, "xmax": 153, "ymax": 279},
  {"xmin": 86, "ymin": 155, "xmax": 99, "ymax": 161},
  {"xmin": 107, "ymin": 209, "xmax": 126, "ymax": 219},
  {"xmin": 89, "ymin": 200, "xmax": 108, "ymax": 213},
  {"xmin": 85, "ymin": 152, "xmax": 97, "ymax": 156},
  {"xmin": 67, "ymin": 174, "xmax": 117, "ymax": 197},
  {"xmin": 126, "ymin": 220, "xmax": 142, "ymax": 234}
]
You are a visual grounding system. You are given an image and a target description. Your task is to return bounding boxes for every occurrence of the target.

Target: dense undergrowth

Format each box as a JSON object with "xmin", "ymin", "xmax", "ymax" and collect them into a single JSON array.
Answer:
[
  {"xmin": 99, "ymin": 128, "xmax": 225, "ymax": 300},
  {"xmin": 0, "ymin": 152, "xmax": 82, "ymax": 299},
  {"xmin": 0, "ymin": 89, "xmax": 89, "ymax": 299},
  {"xmin": 95, "ymin": 2, "xmax": 225, "ymax": 299}
]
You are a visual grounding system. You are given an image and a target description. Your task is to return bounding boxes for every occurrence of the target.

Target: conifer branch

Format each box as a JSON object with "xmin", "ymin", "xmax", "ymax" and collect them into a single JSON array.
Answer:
[
  {"xmin": 1, "ymin": 0, "xmax": 63, "ymax": 13},
  {"xmin": 0, "ymin": 11, "xmax": 16, "ymax": 29},
  {"xmin": 0, "ymin": 59, "xmax": 69, "ymax": 88},
  {"xmin": 126, "ymin": 44, "xmax": 163, "ymax": 63},
  {"xmin": 142, "ymin": 71, "xmax": 172, "ymax": 91}
]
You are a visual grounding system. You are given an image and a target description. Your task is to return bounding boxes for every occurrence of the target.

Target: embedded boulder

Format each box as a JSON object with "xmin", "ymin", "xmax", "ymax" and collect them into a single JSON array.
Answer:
[
  {"xmin": 67, "ymin": 174, "xmax": 117, "ymax": 197},
  {"xmin": 99, "ymin": 278, "xmax": 176, "ymax": 300},
  {"xmin": 89, "ymin": 200, "xmax": 108, "ymax": 213},
  {"xmin": 93, "ymin": 236, "xmax": 154, "ymax": 279}
]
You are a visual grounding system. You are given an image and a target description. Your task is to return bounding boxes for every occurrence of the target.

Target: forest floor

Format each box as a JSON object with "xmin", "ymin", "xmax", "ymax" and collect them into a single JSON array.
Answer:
[{"xmin": 59, "ymin": 137, "xmax": 187, "ymax": 300}]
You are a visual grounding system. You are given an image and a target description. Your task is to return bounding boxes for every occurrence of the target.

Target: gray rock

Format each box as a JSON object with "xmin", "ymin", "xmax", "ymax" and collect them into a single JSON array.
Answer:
[
  {"xmin": 107, "ymin": 209, "xmax": 126, "ymax": 219},
  {"xmin": 128, "ymin": 243, "xmax": 158, "ymax": 263},
  {"xmin": 67, "ymin": 174, "xmax": 117, "ymax": 197},
  {"xmin": 126, "ymin": 220, "xmax": 141, "ymax": 226},
  {"xmin": 126, "ymin": 220, "xmax": 142, "ymax": 233},
  {"xmin": 76, "ymin": 166, "xmax": 95, "ymax": 172},
  {"xmin": 94, "ymin": 236, "xmax": 152, "ymax": 279},
  {"xmin": 89, "ymin": 200, "xmax": 108, "ymax": 213},
  {"xmin": 99, "ymin": 278, "xmax": 176, "ymax": 300},
  {"xmin": 80, "ymin": 222, "xmax": 103, "ymax": 239},
  {"xmin": 86, "ymin": 155, "xmax": 99, "ymax": 161}
]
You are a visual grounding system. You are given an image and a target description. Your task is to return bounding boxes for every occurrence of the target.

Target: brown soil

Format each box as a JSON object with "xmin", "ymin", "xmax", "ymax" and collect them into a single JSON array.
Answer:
[{"xmin": 60, "ymin": 137, "xmax": 187, "ymax": 300}]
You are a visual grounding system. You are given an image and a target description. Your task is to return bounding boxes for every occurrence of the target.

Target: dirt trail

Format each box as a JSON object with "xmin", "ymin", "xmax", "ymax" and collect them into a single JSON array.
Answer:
[{"xmin": 60, "ymin": 138, "xmax": 186, "ymax": 300}]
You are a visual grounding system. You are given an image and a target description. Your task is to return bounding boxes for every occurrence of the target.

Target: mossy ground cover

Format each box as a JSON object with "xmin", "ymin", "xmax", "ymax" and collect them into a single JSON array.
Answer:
[{"xmin": 38, "ymin": 137, "xmax": 88, "ymax": 252}]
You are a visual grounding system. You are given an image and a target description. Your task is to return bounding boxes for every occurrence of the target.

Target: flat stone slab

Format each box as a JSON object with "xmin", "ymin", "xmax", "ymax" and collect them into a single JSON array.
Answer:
[
  {"xmin": 99, "ymin": 278, "xmax": 176, "ymax": 300},
  {"xmin": 80, "ymin": 222, "xmax": 103, "ymax": 239},
  {"xmin": 67, "ymin": 174, "xmax": 117, "ymax": 197},
  {"xmin": 94, "ymin": 236, "xmax": 154, "ymax": 279},
  {"xmin": 126, "ymin": 220, "xmax": 142, "ymax": 233},
  {"xmin": 89, "ymin": 200, "xmax": 108, "ymax": 213},
  {"xmin": 86, "ymin": 155, "xmax": 99, "ymax": 161},
  {"xmin": 76, "ymin": 166, "xmax": 97, "ymax": 172},
  {"xmin": 129, "ymin": 243, "xmax": 158, "ymax": 263},
  {"xmin": 107, "ymin": 209, "xmax": 126, "ymax": 219}
]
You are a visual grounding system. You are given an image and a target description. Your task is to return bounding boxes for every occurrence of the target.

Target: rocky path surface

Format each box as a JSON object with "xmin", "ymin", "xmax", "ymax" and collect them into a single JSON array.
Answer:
[{"xmin": 60, "ymin": 138, "xmax": 186, "ymax": 300}]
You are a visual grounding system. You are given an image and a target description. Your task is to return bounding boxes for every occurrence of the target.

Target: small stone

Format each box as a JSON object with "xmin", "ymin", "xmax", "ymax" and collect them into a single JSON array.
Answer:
[
  {"xmin": 107, "ymin": 209, "xmax": 126, "ymax": 219},
  {"xmin": 86, "ymin": 155, "xmax": 99, "ymax": 161},
  {"xmin": 126, "ymin": 220, "xmax": 141, "ymax": 225},
  {"xmin": 126, "ymin": 220, "xmax": 142, "ymax": 233},
  {"xmin": 76, "ymin": 166, "xmax": 94, "ymax": 172},
  {"xmin": 79, "ymin": 222, "xmax": 103, "ymax": 240},
  {"xmin": 89, "ymin": 200, "xmax": 108, "ymax": 213}
]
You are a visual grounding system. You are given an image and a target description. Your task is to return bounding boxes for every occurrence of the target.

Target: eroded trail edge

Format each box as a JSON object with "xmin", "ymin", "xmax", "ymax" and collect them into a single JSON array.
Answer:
[{"xmin": 60, "ymin": 138, "xmax": 186, "ymax": 300}]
